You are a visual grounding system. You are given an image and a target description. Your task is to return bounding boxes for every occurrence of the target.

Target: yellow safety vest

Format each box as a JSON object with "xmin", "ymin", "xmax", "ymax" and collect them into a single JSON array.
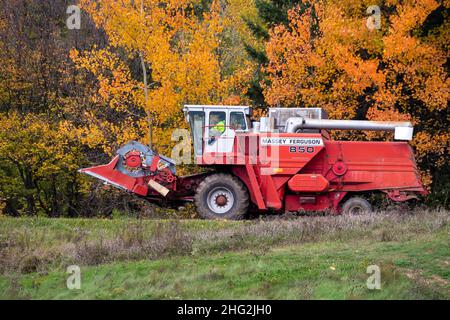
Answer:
[{"xmin": 213, "ymin": 120, "xmax": 225, "ymax": 133}]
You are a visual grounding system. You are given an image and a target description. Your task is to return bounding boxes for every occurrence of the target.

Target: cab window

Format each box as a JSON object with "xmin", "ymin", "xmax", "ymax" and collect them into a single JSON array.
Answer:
[
  {"xmin": 209, "ymin": 111, "xmax": 226, "ymax": 137},
  {"xmin": 230, "ymin": 112, "xmax": 247, "ymax": 131},
  {"xmin": 188, "ymin": 111, "xmax": 205, "ymax": 156}
]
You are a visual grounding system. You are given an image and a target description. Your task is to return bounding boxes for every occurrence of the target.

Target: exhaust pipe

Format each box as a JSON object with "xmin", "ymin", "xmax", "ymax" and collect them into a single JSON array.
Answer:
[{"xmin": 286, "ymin": 118, "xmax": 414, "ymax": 140}]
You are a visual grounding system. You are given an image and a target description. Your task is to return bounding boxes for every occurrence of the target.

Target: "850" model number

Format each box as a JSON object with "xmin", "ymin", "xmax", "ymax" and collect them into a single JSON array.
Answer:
[{"xmin": 289, "ymin": 146, "xmax": 315, "ymax": 153}]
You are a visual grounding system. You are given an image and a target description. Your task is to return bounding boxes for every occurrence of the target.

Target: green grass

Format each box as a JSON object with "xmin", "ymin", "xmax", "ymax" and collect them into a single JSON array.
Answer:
[
  {"xmin": 1, "ymin": 230, "xmax": 448, "ymax": 300},
  {"xmin": 0, "ymin": 211, "xmax": 448, "ymax": 299},
  {"xmin": 0, "ymin": 216, "xmax": 241, "ymax": 245}
]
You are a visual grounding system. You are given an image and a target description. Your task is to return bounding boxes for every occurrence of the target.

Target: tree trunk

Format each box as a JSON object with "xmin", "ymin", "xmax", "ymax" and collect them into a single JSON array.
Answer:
[
  {"xmin": 139, "ymin": 52, "xmax": 152, "ymax": 149},
  {"xmin": 140, "ymin": 0, "xmax": 152, "ymax": 149},
  {"xmin": 23, "ymin": 167, "xmax": 36, "ymax": 216}
]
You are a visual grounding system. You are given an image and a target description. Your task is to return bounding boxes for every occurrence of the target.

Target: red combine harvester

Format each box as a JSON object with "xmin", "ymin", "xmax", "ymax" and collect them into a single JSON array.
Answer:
[{"xmin": 80, "ymin": 106, "xmax": 427, "ymax": 219}]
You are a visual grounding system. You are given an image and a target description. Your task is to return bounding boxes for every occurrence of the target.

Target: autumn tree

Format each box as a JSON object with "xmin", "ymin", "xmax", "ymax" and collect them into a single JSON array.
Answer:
[
  {"xmin": 73, "ymin": 0, "xmax": 254, "ymax": 158},
  {"xmin": 244, "ymin": 0, "xmax": 310, "ymax": 105},
  {"xmin": 0, "ymin": 113, "xmax": 85, "ymax": 216},
  {"xmin": 264, "ymin": 0, "xmax": 449, "ymax": 198},
  {"xmin": 0, "ymin": 0, "xmax": 257, "ymax": 216},
  {"xmin": 0, "ymin": 0, "xmax": 447, "ymax": 215},
  {"xmin": 0, "ymin": 0, "xmax": 107, "ymax": 216}
]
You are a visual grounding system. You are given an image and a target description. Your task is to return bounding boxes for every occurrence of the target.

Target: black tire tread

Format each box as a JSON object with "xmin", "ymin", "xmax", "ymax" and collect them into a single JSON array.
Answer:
[
  {"xmin": 194, "ymin": 173, "xmax": 249, "ymax": 220},
  {"xmin": 341, "ymin": 196, "xmax": 372, "ymax": 215}
]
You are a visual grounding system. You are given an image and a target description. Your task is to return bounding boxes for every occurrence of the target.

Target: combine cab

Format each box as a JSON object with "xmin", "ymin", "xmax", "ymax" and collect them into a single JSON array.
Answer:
[{"xmin": 80, "ymin": 106, "xmax": 427, "ymax": 219}]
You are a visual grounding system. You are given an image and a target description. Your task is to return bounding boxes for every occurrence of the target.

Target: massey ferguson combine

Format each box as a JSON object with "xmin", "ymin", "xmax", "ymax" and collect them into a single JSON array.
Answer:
[{"xmin": 80, "ymin": 106, "xmax": 427, "ymax": 219}]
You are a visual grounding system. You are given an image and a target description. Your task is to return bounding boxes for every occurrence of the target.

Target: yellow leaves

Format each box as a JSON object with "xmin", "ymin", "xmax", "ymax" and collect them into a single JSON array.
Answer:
[
  {"xmin": 264, "ymin": 3, "xmax": 387, "ymax": 108},
  {"xmin": 264, "ymin": 6, "xmax": 318, "ymax": 107},
  {"xmin": 263, "ymin": 0, "xmax": 448, "ymax": 179},
  {"xmin": 68, "ymin": 48, "xmax": 79, "ymax": 64},
  {"xmin": 413, "ymin": 74, "xmax": 450, "ymax": 111},
  {"xmin": 224, "ymin": 0, "xmax": 260, "ymax": 46},
  {"xmin": 72, "ymin": 0, "xmax": 252, "ymax": 155},
  {"xmin": 220, "ymin": 61, "xmax": 255, "ymax": 102},
  {"xmin": 412, "ymin": 131, "xmax": 449, "ymax": 167},
  {"xmin": 389, "ymin": 0, "xmax": 439, "ymax": 35},
  {"xmin": 149, "ymin": 82, "xmax": 182, "ymax": 121},
  {"xmin": 263, "ymin": 4, "xmax": 366, "ymax": 108},
  {"xmin": 380, "ymin": 0, "xmax": 448, "ymax": 113},
  {"xmin": 0, "ymin": 112, "xmax": 81, "ymax": 176},
  {"xmin": 264, "ymin": 0, "xmax": 448, "ymax": 115},
  {"xmin": 419, "ymin": 169, "xmax": 433, "ymax": 189},
  {"xmin": 66, "ymin": 49, "xmax": 149, "ymax": 155}
]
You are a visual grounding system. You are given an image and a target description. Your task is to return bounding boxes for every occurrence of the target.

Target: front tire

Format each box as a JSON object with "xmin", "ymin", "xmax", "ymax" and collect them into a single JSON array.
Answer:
[
  {"xmin": 194, "ymin": 174, "xmax": 249, "ymax": 220},
  {"xmin": 341, "ymin": 197, "xmax": 372, "ymax": 215}
]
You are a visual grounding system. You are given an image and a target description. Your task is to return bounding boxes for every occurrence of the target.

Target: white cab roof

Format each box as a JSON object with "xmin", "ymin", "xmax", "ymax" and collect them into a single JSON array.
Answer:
[{"xmin": 183, "ymin": 105, "xmax": 251, "ymax": 115}]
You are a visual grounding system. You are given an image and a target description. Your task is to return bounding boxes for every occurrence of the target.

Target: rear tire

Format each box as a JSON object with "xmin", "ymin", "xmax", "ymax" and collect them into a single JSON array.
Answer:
[
  {"xmin": 194, "ymin": 174, "xmax": 249, "ymax": 220},
  {"xmin": 341, "ymin": 197, "xmax": 372, "ymax": 215}
]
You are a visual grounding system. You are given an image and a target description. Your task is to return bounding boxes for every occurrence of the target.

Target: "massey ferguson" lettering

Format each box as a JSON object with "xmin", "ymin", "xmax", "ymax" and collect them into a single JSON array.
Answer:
[{"xmin": 260, "ymin": 137, "xmax": 323, "ymax": 146}]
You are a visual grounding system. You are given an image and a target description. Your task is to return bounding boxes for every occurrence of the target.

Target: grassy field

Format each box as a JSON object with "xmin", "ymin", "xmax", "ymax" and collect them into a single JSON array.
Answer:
[{"xmin": 0, "ymin": 210, "xmax": 449, "ymax": 299}]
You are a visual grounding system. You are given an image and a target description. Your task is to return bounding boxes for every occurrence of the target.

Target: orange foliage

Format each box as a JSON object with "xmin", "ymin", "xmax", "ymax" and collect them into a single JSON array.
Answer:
[
  {"xmin": 72, "ymin": 0, "xmax": 253, "ymax": 156},
  {"xmin": 264, "ymin": 0, "xmax": 449, "ymax": 182}
]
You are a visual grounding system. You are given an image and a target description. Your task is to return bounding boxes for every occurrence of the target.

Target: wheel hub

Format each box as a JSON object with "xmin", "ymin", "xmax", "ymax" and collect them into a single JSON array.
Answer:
[
  {"xmin": 215, "ymin": 195, "xmax": 228, "ymax": 206},
  {"xmin": 207, "ymin": 187, "xmax": 234, "ymax": 214},
  {"xmin": 350, "ymin": 206, "xmax": 363, "ymax": 214}
]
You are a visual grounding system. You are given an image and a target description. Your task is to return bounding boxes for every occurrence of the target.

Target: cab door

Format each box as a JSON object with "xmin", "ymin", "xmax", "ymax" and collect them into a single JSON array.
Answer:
[
  {"xmin": 204, "ymin": 110, "xmax": 236, "ymax": 154},
  {"xmin": 188, "ymin": 111, "xmax": 205, "ymax": 157}
]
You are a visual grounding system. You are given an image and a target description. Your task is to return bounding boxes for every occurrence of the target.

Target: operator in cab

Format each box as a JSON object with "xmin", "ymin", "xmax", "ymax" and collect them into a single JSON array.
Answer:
[{"xmin": 208, "ymin": 114, "xmax": 226, "ymax": 144}]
